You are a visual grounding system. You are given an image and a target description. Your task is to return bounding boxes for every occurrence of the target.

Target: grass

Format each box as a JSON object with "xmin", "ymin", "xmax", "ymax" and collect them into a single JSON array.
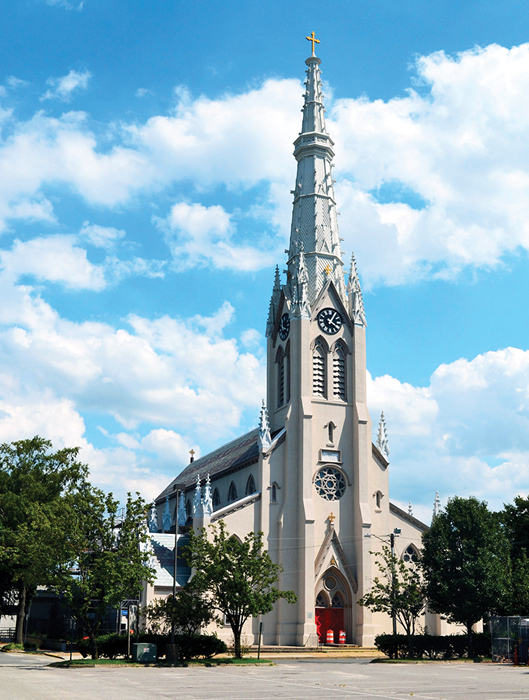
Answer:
[{"xmin": 50, "ymin": 657, "xmax": 274, "ymax": 668}]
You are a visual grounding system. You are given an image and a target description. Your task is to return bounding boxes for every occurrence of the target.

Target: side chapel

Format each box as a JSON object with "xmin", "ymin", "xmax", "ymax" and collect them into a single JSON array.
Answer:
[{"xmin": 143, "ymin": 37, "xmax": 433, "ymax": 647}]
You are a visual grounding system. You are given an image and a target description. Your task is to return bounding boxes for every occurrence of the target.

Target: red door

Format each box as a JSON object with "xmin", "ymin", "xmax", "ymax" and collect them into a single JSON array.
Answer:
[{"xmin": 315, "ymin": 607, "xmax": 345, "ymax": 643}]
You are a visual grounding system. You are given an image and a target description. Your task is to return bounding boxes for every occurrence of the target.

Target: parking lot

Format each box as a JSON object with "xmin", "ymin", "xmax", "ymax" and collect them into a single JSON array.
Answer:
[{"xmin": 2, "ymin": 653, "xmax": 529, "ymax": 700}]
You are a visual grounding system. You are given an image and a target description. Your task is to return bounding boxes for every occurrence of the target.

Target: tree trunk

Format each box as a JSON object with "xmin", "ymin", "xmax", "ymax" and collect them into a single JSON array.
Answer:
[
  {"xmin": 89, "ymin": 630, "xmax": 98, "ymax": 660},
  {"xmin": 15, "ymin": 582, "xmax": 26, "ymax": 645},
  {"xmin": 467, "ymin": 622, "xmax": 473, "ymax": 658}
]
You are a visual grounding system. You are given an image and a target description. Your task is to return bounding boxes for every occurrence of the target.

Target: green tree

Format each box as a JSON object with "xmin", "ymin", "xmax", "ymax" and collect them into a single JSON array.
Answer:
[
  {"xmin": 501, "ymin": 494, "xmax": 529, "ymax": 613},
  {"xmin": 0, "ymin": 437, "xmax": 88, "ymax": 643},
  {"xmin": 143, "ymin": 578, "xmax": 219, "ymax": 636},
  {"xmin": 184, "ymin": 521, "xmax": 297, "ymax": 658},
  {"xmin": 421, "ymin": 496, "xmax": 511, "ymax": 656},
  {"xmin": 49, "ymin": 485, "xmax": 155, "ymax": 659},
  {"xmin": 358, "ymin": 545, "xmax": 426, "ymax": 657}
]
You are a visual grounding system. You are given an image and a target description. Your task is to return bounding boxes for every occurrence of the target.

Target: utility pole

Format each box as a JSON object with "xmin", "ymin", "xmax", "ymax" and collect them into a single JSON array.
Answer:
[{"xmin": 390, "ymin": 532, "xmax": 397, "ymax": 635}]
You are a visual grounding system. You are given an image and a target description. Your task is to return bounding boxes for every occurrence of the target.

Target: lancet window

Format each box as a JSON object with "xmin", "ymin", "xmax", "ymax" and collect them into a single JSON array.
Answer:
[
  {"xmin": 228, "ymin": 481, "xmax": 238, "ymax": 503},
  {"xmin": 312, "ymin": 340, "xmax": 327, "ymax": 398},
  {"xmin": 277, "ymin": 347, "xmax": 285, "ymax": 408},
  {"xmin": 212, "ymin": 488, "xmax": 221, "ymax": 510},
  {"xmin": 245, "ymin": 474, "xmax": 256, "ymax": 496},
  {"xmin": 332, "ymin": 344, "xmax": 346, "ymax": 401}
]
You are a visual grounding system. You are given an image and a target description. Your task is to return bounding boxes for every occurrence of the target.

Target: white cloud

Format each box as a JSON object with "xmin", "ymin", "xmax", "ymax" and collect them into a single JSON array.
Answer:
[
  {"xmin": 0, "ymin": 235, "xmax": 106, "ymax": 290},
  {"xmin": 46, "ymin": 1, "xmax": 84, "ymax": 11},
  {"xmin": 79, "ymin": 222, "xmax": 126, "ymax": 250},
  {"xmin": 41, "ymin": 70, "xmax": 91, "ymax": 102},
  {"xmin": 135, "ymin": 88, "xmax": 153, "ymax": 98},
  {"xmin": 369, "ymin": 347, "xmax": 529, "ymax": 519},
  {"xmin": 159, "ymin": 201, "xmax": 276, "ymax": 272}
]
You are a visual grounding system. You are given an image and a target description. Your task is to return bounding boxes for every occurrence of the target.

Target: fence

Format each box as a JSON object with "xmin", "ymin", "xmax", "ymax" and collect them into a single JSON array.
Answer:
[
  {"xmin": 0, "ymin": 628, "xmax": 15, "ymax": 642},
  {"xmin": 490, "ymin": 616, "xmax": 529, "ymax": 663}
]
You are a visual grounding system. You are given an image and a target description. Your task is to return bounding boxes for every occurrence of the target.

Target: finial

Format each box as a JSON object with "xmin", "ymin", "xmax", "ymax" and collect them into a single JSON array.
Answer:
[
  {"xmin": 328, "ymin": 512, "xmax": 336, "ymax": 525},
  {"xmin": 192, "ymin": 474, "xmax": 202, "ymax": 518},
  {"xmin": 162, "ymin": 495, "xmax": 172, "ymax": 531},
  {"xmin": 189, "ymin": 449, "xmax": 195, "ymax": 463},
  {"xmin": 258, "ymin": 400, "xmax": 272, "ymax": 453},
  {"xmin": 306, "ymin": 31, "xmax": 320, "ymax": 56},
  {"xmin": 202, "ymin": 474, "xmax": 213, "ymax": 518},
  {"xmin": 376, "ymin": 411, "xmax": 389, "ymax": 459},
  {"xmin": 433, "ymin": 492, "xmax": 441, "ymax": 517},
  {"xmin": 324, "ymin": 263, "xmax": 332, "ymax": 276},
  {"xmin": 408, "ymin": 502, "xmax": 413, "ymax": 517},
  {"xmin": 348, "ymin": 252, "xmax": 366, "ymax": 327},
  {"xmin": 177, "ymin": 491, "xmax": 187, "ymax": 527}
]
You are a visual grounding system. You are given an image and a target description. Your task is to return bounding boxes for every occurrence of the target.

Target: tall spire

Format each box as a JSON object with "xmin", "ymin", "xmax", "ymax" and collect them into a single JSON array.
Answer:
[
  {"xmin": 376, "ymin": 411, "xmax": 389, "ymax": 459},
  {"xmin": 286, "ymin": 41, "xmax": 347, "ymax": 308}
]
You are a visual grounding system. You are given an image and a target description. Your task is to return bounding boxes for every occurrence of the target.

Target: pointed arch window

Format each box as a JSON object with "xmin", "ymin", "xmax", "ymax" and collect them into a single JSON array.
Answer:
[
  {"xmin": 285, "ymin": 342, "xmax": 291, "ymax": 404},
  {"xmin": 228, "ymin": 481, "xmax": 238, "ymax": 503},
  {"xmin": 333, "ymin": 344, "xmax": 346, "ymax": 401},
  {"xmin": 270, "ymin": 482, "xmax": 279, "ymax": 503},
  {"xmin": 245, "ymin": 474, "xmax": 256, "ymax": 496},
  {"xmin": 315, "ymin": 592, "xmax": 328, "ymax": 608},
  {"xmin": 403, "ymin": 544, "xmax": 420, "ymax": 563},
  {"xmin": 331, "ymin": 592, "xmax": 344, "ymax": 608},
  {"xmin": 375, "ymin": 490, "xmax": 383, "ymax": 510},
  {"xmin": 312, "ymin": 341, "xmax": 326, "ymax": 398},
  {"xmin": 212, "ymin": 488, "xmax": 221, "ymax": 510},
  {"xmin": 277, "ymin": 347, "xmax": 285, "ymax": 408}
]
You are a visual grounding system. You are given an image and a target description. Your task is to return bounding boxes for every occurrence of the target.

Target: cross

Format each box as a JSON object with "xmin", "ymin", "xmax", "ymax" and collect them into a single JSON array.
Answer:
[
  {"xmin": 324, "ymin": 263, "xmax": 332, "ymax": 276},
  {"xmin": 328, "ymin": 512, "xmax": 336, "ymax": 524},
  {"xmin": 306, "ymin": 31, "xmax": 320, "ymax": 56},
  {"xmin": 189, "ymin": 449, "xmax": 195, "ymax": 463}
]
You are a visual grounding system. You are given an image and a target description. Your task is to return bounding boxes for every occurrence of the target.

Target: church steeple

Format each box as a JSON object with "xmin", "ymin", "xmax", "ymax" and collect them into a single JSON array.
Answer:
[{"xmin": 286, "ymin": 40, "xmax": 347, "ymax": 309}]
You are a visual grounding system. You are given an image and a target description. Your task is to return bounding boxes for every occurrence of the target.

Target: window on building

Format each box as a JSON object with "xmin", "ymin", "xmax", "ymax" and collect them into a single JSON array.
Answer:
[
  {"xmin": 328, "ymin": 421, "xmax": 336, "ymax": 444},
  {"xmin": 331, "ymin": 592, "xmax": 344, "ymax": 608},
  {"xmin": 212, "ymin": 488, "xmax": 221, "ymax": 510},
  {"xmin": 333, "ymin": 345, "xmax": 346, "ymax": 401},
  {"xmin": 271, "ymin": 483, "xmax": 278, "ymax": 503},
  {"xmin": 315, "ymin": 592, "xmax": 328, "ymax": 608},
  {"xmin": 228, "ymin": 481, "xmax": 238, "ymax": 503},
  {"xmin": 285, "ymin": 343, "xmax": 291, "ymax": 404},
  {"xmin": 313, "ymin": 343, "xmax": 326, "ymax": 397},
  {"xmin": 245, "ymin": 474, "xmax": 256, "ymax": 495},
  {"xmin": 277, "ymin": 347, "xmax": 285, "ymax": 407},
  {"xmin": 403, "ymin": 544, "xmax": 420, "ymax": 563},
  {"xmin": 375, "ymin": 490, "xmax": 383, "ymax": 509}
]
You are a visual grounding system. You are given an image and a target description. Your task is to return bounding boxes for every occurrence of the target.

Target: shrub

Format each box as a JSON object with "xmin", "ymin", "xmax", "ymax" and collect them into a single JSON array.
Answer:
[
  {"xmin": 77, "ymin": 632, "xmax": 227, "ymax": 660},
  {"xmin": 1, "ymin": 643, "xmax": 24, "ymax": 652},
  {"xmin": 374, "ymin": 632, "xmax": 491, "ymax": 659}
]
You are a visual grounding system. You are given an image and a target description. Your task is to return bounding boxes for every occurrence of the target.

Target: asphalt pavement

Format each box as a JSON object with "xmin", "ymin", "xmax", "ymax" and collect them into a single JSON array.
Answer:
[{"xmin": 1, "ymin": 652, "xmax": 529, "ymax": 700}]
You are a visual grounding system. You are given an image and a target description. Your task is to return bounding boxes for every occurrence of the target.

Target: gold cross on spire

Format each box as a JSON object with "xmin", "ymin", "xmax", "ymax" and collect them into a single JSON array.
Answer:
[
  {"xmin": 324, "ymin": 263, "xmax": 332, "ymax": 276},
  {"xmin": 306, "ymin": 31, "xmax": 320, "ymax": 56},
  {"xmin": 328, "ymin": 512, "xmax": 336, "ymax": 525}
]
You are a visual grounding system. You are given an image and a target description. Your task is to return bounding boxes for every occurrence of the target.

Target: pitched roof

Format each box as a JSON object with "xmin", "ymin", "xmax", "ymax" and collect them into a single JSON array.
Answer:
[
  {"xmin": 390, "ymin": 502, "xmax": 429, "ymax": 532},
  {"xmin": 156, "ymin": 428, "xmax": 260, "ymax": 501}
]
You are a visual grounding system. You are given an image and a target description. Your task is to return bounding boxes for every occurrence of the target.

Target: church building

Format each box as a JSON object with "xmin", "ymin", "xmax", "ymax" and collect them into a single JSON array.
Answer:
[{"xmin": 143, "ymin": 37, "xmax": 430, "ymax": 647}]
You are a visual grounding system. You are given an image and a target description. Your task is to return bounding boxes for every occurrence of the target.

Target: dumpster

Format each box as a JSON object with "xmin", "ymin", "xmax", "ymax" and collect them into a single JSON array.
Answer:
[{"xmin": 132, "ymin": 643, "xmax": 157, "ymax": 663}]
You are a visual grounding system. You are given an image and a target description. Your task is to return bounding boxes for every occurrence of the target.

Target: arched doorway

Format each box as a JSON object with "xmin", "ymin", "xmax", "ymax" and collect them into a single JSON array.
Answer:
[{"xmin": 315, "ymin": 568, "xmax": 352, "ymax": 643}]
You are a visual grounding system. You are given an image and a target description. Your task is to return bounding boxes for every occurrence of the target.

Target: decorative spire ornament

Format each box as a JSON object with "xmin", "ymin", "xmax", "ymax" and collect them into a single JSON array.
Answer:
[
  {"xmin": 258, "ymin": 400, "xmax": 272, "ymax": 453},
  {"xmin": 376, "ymin": 411, "xmax": 389, "ymax": 459},
  {"xmin": 433, "ymin": 492, "xmax": 441, "ymax": 518},
  {"xmin": 177, "ymin": 491, "xmax": 187, "ymax": 527},
  {"xmin": 291, "ymin": 239, "xmax": 310, "ymax": 318},
  {"xmin": 162, "ymin": 495, "xmax": 172, "ymax": 531},
  {"xmin": 408, "ymin": 502, "xmax": 413, "ymax": 517},
  {"xmin": 266, "ymin": 266, "xmax": 282, "ymax": 337},
  {"xmin": 192, "ymin": 475, "xmax": 202, "ymax": 518},
  {"xmin": 347, "ymin": 253, "xmax": 366, "ymax": 327},
  {"xmin": 202, "ymin": 474, "xmax": 213, "ymax": 518},
  {"xmin": 148, "ymin": 501, "xmax": 158, "ymax": 533}
]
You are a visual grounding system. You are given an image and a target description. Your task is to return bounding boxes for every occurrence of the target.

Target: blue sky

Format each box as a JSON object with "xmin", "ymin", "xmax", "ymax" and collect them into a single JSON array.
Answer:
[{"xmin": 2, "ymin": 0, "xmax": 529, "ymax": 522}]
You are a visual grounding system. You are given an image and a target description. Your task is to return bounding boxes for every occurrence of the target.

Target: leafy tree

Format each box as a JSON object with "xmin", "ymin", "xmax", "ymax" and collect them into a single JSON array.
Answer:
[
  {"xmin": 49, "ymin": 485, "xmax": 155, "ymax": 659},
  {"xmin": 358, "ymin": 545, "xmax": 426, "ymax": 657},
  {"xmin": 421, "ymin": 496, "xmax": 511, "ymax": 656},
  {"xmin": 0, "ymin": 437, "xmax": 88, "ymax": 643},
  {"xmin": 501, "ymin": 495, "xmax": 529, "ymax": 613},
  {"xmin": 143, "ymin": 579, "xmax": 219, "ymax": 637},
  {"xmin": 184, "ymin": 521, "xmax": 297, "ymax": 658}
]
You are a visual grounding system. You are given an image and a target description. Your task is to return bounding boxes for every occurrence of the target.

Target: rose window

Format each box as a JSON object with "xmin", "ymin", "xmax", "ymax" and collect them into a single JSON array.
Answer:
[{"xmin": 314, "ymin": 467, "xmax": 346, "ymax": 501}]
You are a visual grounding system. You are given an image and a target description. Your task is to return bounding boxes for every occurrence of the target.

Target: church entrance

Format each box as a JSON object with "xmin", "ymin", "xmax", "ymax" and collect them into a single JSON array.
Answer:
[{"xmin": 315, "ymin": 569, "xmax": 351, "ymax": 644}]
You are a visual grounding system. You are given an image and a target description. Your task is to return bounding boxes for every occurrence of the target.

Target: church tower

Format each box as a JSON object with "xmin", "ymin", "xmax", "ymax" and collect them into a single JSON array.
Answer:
[
  {"xmin": 264, "ymin": 34, "xmax": 385, "ymax": 646},
  {"xmin": 150, "ymin": 35, "xmax": 428, "ymax": 649}
]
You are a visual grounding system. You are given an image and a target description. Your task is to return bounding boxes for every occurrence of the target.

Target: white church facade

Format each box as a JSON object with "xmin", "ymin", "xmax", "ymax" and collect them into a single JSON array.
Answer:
[{"xmin": 143, "ymin": 40, "xmax": 435, "ymax": 647}]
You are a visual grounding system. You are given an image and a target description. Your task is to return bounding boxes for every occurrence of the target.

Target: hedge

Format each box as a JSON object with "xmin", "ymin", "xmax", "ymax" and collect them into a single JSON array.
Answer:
[
  {"xmin": 374, "ymin": 632, "xmax": 491, "ymax": 659},
  {"xmin": 77, "ymin": 632, "xmax": 227, "ymax": 660}
]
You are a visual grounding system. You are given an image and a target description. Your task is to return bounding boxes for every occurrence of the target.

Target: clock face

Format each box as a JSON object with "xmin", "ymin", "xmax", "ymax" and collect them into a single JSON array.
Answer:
[
  {"xmin": 317, "ymin": 308, "xmax": 343, "ymax": 335},
  {"xmin": 278, "ymin": 313, "xmax": 290, "ymax": 340}
]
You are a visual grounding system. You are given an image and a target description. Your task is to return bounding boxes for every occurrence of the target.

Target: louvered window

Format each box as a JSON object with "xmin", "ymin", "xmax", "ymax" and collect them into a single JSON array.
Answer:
[
  {"xmin": 333, "ymin": 347, "xmax": 346, "ymax": 400},
  {"xmin": 313, "ymin": 345, "xmax": 326, "ymax": 397},
  {"xmin": 277, "ymin": 348, "xmax": 285, "ymax": 408}
]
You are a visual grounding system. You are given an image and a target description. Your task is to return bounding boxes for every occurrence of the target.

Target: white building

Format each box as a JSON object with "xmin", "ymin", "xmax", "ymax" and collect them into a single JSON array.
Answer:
[{"xmin": 144, "ymin": 42, "xmax": 434, "ymax": 647}]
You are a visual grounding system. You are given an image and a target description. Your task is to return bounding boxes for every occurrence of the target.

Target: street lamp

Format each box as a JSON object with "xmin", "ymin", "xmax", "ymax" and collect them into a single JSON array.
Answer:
[{"xmin": 365, "ymin": 528, "xmax": 401, "ymax": 635}]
